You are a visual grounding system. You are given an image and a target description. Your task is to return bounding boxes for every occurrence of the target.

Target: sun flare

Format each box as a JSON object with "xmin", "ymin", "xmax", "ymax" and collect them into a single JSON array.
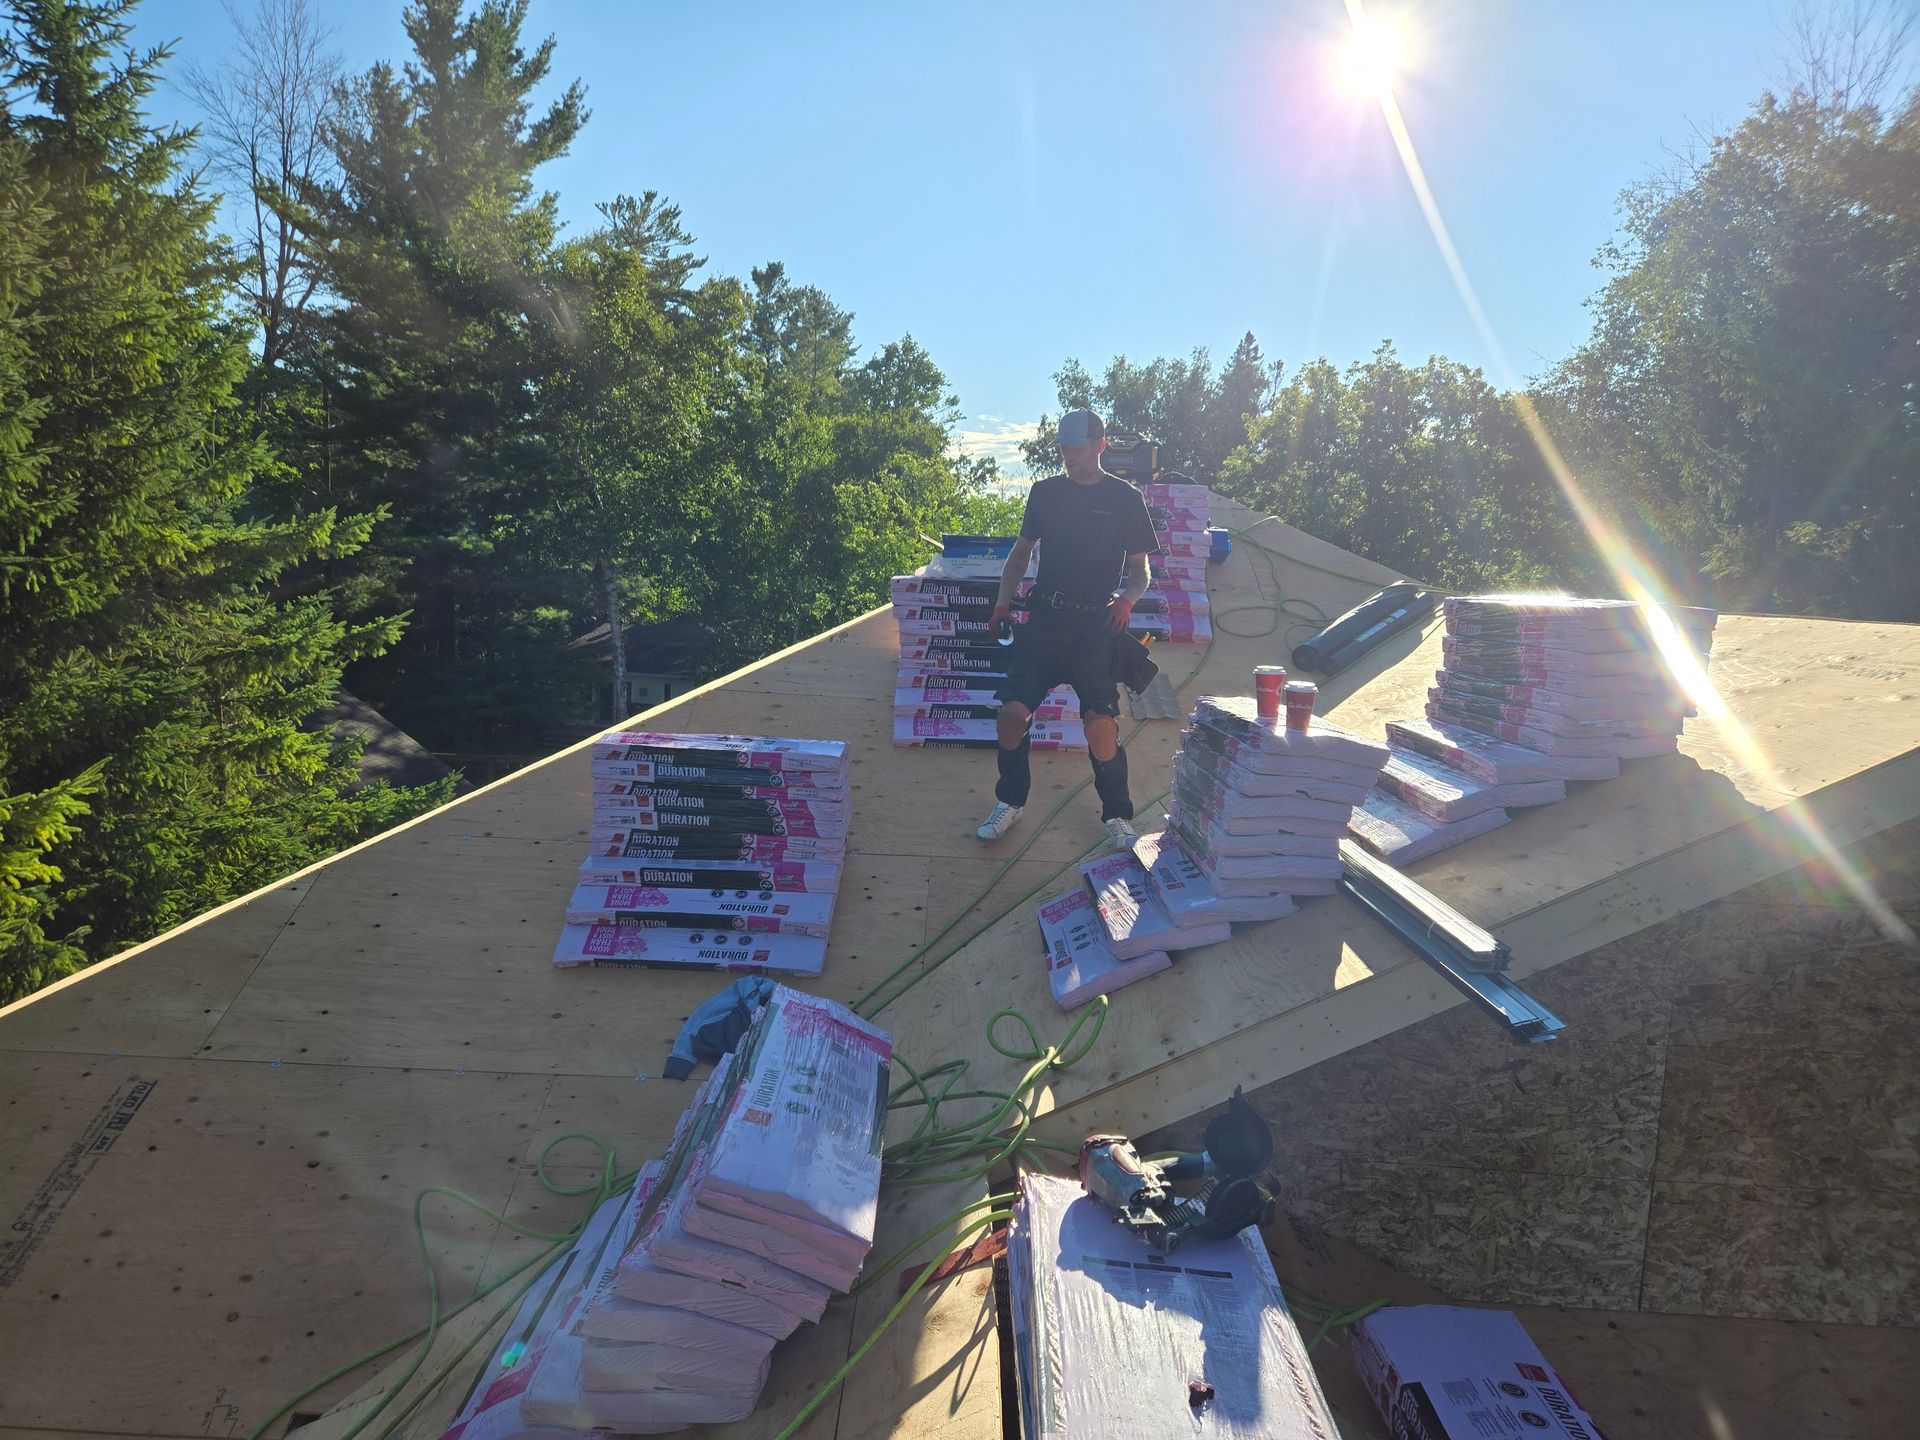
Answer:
[{"xmin": 1339, "ymin": 14, "xmax": 1407, "ymax": 97}]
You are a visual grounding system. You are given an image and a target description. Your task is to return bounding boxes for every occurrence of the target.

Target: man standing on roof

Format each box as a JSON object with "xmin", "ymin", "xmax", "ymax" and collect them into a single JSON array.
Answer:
[{"xmin": 977, "ymin": 408, "xmax": 1157, "ymax": 850}]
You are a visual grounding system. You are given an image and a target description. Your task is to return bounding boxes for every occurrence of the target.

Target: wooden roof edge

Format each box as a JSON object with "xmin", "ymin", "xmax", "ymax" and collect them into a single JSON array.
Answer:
[{"xmin": 0, "ymin": 599, "xmax": 894, "ymax": 1026}]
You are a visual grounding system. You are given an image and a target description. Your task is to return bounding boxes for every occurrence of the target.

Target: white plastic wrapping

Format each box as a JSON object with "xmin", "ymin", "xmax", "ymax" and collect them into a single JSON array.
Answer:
[{"xmin": 1036, "ymin": 885, "xmax": 1170, "ymax": 1010}]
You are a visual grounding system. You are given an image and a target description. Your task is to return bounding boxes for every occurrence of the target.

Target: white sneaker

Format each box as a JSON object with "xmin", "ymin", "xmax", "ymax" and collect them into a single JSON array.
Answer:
[
  {"xmin": 1104, "ymin": 817, "xmax": 1139, "ymax": 851},
  {"xmin": 976, "ymin": 802, "xmax": 1025, "ymax": 841}
]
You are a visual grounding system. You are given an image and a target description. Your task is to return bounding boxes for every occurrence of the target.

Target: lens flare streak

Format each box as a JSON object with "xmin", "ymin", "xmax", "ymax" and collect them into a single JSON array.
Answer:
[{"xmin": 1339, "ymin": 0, "xmax": 1913, "ymax": 942}]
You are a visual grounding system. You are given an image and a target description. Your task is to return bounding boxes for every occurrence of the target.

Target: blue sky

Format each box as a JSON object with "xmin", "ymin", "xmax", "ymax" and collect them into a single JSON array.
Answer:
[{"xmin": 133, "ymin": 0, "xmax": 1834, "ymax": 471}]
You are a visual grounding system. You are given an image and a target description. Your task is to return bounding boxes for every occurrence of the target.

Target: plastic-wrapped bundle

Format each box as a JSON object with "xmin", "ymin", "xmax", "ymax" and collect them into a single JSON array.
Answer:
[
  {"xmin": 564, "ymin": 883, "xmax": 836, "ymax": 937},
  {"xmin": 1179, "ymin": 727, "xmax": 1377, "ymax": 801},
  {"xmin": 1080, "ymin": 851, "xmax": 1231, "ymax": 958},
  {"xmin": 1036, "ymin": 885, "xmax": 1171, "ymax": 1009},
  {"xmin": 591, "ymin": 732, "xmax": 848, "ymax": 780},
  {"xmin": 1131, "ymin": 830, "xmax": 1297, "ymax": 925},
  {"xmin": 573, "ymin": 857, "xmax": 841, "ymax": 895},
  {"xmin": 552, "ymin": 922, "xmax": 827, "ymax": 977},
  {"xmin": 1348, "ymin": 790, "xmax": 1512, "ymax": 864},
  {"xmin": 686, "ymin": 989, "xmax": 891, "ymax": 1250},
  {"xmin": 587, "ymin": 824, "xmax": 846, "ymax": 863},
  {"xmin": 893, "ymin": 715, "xmax": 1086, "ymax": 749},
  {"xmin": 1386, "ymin": 716, "xmax": 1619, "ymax": 783},
  {"xmin": 1188, "ymin": 696, "xmax": 1391, "ymax": 771},
  {"xmin": 1424, "ymin": 699, "xmax": 1679, "ymax": 759},
  {"xmin": 1006, "ymin": 1173, "xmax": 1338, "ymax": 1439},
  {"xmin": 1375, "ymin": 749, "xmax": 1564, "ymax": 823}
]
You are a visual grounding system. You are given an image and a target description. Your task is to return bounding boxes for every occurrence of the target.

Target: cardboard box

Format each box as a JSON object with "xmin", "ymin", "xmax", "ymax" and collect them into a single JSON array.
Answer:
[{"xmin": 1353, "ymin": 1305, "xmax": 1605, "ymax": 1440}]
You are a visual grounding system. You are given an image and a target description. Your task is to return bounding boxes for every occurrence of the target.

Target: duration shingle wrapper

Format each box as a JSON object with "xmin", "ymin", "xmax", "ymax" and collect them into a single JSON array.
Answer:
[
  {"xmin": 552, "ymin": 922, "xmax": 827, "ymax": 977},
  {"xmin": 573, "ymin": 857, "xmax": 842, "ymax": 895},
  {"xmin": 1131, "ymin": 830, "xmax": 1297, "ymax": 925},
  {"xmin": 592, "ymin": 732, "xmax": 848, "ymax": 777},
  {"xmin": 688, "ymin": 987, "xmax": 891, "ymax": 1248},
  {"xmin": 563, "ymin": 883, "xmax": 836, "ymax": 937},
  {"xmin": 1189, "ymin": 695, "xmax": 1391, "ymax": 770},
  {"xmin": 1386, "ymin": 717, "xmax": 1617, "ymax": 784},
  {"xmin": 1375, "ymin": 750, "xmax": 1564, "ymax": 822},
  {"xmin": 587, "ymin": 825, "xmax": 845, "ymax": 862},
  {"xmin": 1009, "ymin": 1173, "xmax": 1338, "ymax": 1440},
  {"xmin": 1179, "ymin": 728, "xmax": 1378, "ymax": 800}
]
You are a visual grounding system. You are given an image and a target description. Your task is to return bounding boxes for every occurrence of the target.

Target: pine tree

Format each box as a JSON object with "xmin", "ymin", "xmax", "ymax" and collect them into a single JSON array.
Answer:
[
  {"xmin": 287, "ymin": 0, "xmax": 591, "ymax": 748},
  {"xmin": 0, "ymin": 0, "xmax": 448, "ymax": 1003}
]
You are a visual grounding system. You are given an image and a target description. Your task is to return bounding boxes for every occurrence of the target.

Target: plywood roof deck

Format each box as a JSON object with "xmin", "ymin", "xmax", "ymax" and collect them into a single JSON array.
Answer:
[{"xmin": 1, "ymin": 496, "xmax": 1915, "ymax": 1439}]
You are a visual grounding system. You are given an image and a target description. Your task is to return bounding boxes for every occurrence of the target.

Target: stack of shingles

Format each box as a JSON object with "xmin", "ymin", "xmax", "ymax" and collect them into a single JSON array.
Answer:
[
  {"xmin": 1031, "ymin": 694, "xmax": 1392, "ymax": 1011},
  {"xmin": 892, "ymin": 545, "xmax": 1081, "ymax": 750},
  {"xmin": 1348, "ymin": 595, "xmax": 1717, "ymax": 864},
  {"xmin": 1137, "ymin": 478, "xmax": 1213, "ymax": 643},
  {"xmin": 1163, "ymin": 694, "xmax": 1389, "ymax": 905},
  {"xmin": 1006, "ymin": 1172, "xmax": 1339, "ymax": 1440},
  {"xmin": 554, "ymin": 732, "xmax": 849, "ymax": 978},
  {"xmin": 438, "ymin": 985, "xmax": 890, "ymax": 1437}
]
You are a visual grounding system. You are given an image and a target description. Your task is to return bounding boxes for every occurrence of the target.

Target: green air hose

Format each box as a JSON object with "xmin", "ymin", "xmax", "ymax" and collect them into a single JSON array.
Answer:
[{"xmin": 255, "ymin": 515, "xmax": 1387, "ymax": 1437}]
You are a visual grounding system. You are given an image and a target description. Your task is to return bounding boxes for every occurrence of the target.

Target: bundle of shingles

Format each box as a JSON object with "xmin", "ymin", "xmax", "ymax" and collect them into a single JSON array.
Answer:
[
  {"xmin": 555, "ymin": 731, "xmax": 849, "ymax": 978},
  {"xmin": 1165, "ymin": 695, "xmax": 1389, "ymax": 903},
  {"xmin": 1006, "ymin": 1172, "xmax": 1338, "ymax": 1440},
  {"xmin": 1033, "ymin": 695, "xmax": 1392, "ymax": 1010},
  {"xmin": 1138, "ymin": 478, "xmax": 1213, "ymax": 643},
  {"xmin": 1348, "ymin": 595, "xmax": 1717, "ymax": 864},
  {"xmin": 892, "ymin": 494, "xmax": 1218, "ymax": 751},
  {"xmin": 892, "ymin": 539, "xmax": 1082, "ymax": 751},
  {"xmin": 439, "ymin": 985, "xmax": 890, "ymax": 1438}
]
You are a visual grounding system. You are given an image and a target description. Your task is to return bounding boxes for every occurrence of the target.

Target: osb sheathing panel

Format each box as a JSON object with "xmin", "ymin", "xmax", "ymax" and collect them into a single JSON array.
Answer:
[
  {"xmin": 0, "ymin": 498, "xmax": 1915, "ymax": 1436},
  {"xmin": 1152, "ymin": 816, "xmax": 1920, "ymax": 1344}
]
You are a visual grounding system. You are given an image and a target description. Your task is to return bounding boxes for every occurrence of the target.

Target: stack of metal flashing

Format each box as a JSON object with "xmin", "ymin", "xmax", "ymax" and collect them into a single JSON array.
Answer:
[
  {"xmin": 1006, "ymin": 1172, "xmax": 1339, "ymax": 1439},
  {"xmin": 437, "ymin": 986, "xmax": 890, "ymax": 1436},
  {"xmin": 555, "ymin": 731, "xmax": 849, "ymax": 977},
  {"xmin": 1339, "ymin": 838, "xmax": 1563, "ymax": 1043}
]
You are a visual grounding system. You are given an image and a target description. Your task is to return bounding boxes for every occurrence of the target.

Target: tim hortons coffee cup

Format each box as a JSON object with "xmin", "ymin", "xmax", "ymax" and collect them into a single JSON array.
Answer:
[
  {"xmin": 1283, "ymin": 680, "xmax": 1318, "ymax": 731},
  {"xmin": 1254, "ymin": 665, "xmax": 1287, "ymax": 719}
]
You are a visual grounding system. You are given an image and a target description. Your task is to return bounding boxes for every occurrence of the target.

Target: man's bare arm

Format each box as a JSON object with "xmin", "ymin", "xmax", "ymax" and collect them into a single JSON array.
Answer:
[
  {"xmin": 1119, "ymin": 551, "xmax": 1152, "ymax": 603},
  {"xmin": 994, "ymin": 537, "xmax": 1037, "ymax": 610}
]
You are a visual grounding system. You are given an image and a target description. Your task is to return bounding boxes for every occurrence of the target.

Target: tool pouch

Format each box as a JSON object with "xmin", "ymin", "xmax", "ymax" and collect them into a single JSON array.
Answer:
[{"xmin": 1111, "ymin": 631, "xmax": 1160, "ymax": 695}]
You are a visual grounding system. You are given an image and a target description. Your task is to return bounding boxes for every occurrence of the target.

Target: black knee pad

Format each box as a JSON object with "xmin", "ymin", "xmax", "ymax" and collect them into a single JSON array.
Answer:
[{"xmin": 1089, "ymin": 744, "xmax": 1133, "ymax": 821}]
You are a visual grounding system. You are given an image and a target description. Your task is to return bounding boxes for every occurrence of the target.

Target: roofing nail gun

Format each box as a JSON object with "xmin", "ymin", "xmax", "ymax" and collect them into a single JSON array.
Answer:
[{"xmin": 1076, "ymin": 1087, "xmax": 1275, "ymax": 1254}]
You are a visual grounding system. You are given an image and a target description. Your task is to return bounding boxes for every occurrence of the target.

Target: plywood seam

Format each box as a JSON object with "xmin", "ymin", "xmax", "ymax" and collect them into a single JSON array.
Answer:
[{"xmin": 192, "ymin": 883, "xmax": 316, "ymax": 1059}]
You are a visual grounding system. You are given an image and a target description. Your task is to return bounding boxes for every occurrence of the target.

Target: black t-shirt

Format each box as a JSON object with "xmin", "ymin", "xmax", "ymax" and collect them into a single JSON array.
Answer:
[{"xmin": 1019, "ymin": 473, "xmax": 1158, "ymax": 605}]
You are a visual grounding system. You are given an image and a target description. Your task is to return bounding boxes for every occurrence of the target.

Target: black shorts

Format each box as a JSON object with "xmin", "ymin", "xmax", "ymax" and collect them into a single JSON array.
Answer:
[{"xmin": 994, "ymin": 613, "xmax": 1120, "ymax": 719}]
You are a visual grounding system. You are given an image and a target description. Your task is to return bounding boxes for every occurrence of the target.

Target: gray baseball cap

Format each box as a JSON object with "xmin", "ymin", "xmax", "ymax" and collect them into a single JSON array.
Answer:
[{"xmin": 1057, "ymin": 409, "xmax": 1104, "ymax": 448}]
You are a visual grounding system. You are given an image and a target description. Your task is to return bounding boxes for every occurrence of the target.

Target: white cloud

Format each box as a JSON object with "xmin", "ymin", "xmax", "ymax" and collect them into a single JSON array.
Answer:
[{"xmin": 951, "ymin": 415, "xmax": 1041, "ymax": 474}]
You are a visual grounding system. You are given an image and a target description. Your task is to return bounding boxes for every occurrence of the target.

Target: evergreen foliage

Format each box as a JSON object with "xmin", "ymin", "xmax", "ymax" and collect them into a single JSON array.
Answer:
[{"xmin": 0, "ymin": 0, "xmax": 448, "ymax": 1003}]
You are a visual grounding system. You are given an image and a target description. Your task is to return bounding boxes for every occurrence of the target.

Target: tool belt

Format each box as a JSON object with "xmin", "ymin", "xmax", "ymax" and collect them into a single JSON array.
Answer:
[{"xmin": 1029, "ymin": 589, "xmax": 1109, "ymax": 615}]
